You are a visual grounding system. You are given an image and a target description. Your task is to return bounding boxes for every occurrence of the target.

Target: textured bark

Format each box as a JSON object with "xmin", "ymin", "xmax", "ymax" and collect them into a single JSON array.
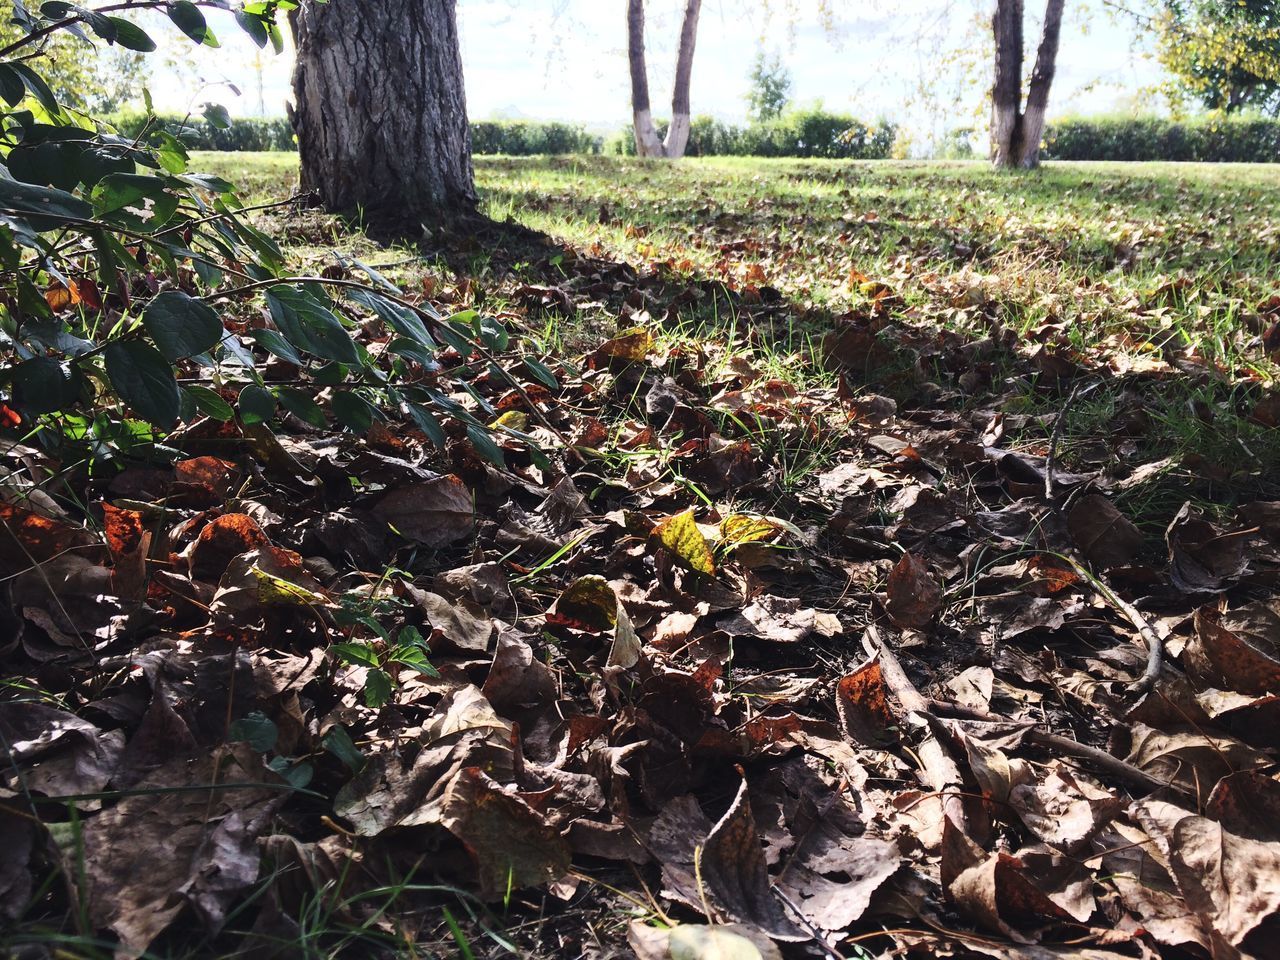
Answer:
[
  {"xmin": 991, "ymin": 0, "xmax": 1065, "ymax": 169},
  {"xmin": 290, "ymin": 0, "xmax": 475, "ymax": 224},
  {"xmin": 1020, "ymin": 0, "xmax": 1065, "ymax": 168},
  {"xmin": 626, "ymin": 0, "xmax": 703, "ymax": 159}
]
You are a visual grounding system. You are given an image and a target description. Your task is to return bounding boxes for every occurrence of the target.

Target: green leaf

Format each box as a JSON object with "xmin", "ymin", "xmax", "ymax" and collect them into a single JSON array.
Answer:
[
  {"xmin": 184, "ymin": 385, "xmax": 234, "ymax": 421},
  {"xmin": 407, "ymin": 403, "xmax": 447, "ymax": 448},
  {"xmin": 251, "ymin": 328, "xmax": 305, "ymax": 367},
  {"xmin": 0, "ymin": 65, "xmax": 27, "ymax": 107},
  {"xmin": 332, "ymin": 390, "xmax": 375, "ymax": 432},
  {"xmin": 168, "ymin": 1, "xmax": 217, "ymax": 45},
  {"xmin": 278, "ymin": 388, "xmax": 326, "ymax": 429},
  {"xmin": 235, "ymin": 9, "xmax": 270, "ymax": 47},
  {"xmin": 321, "ymin": 725, "xmax": 365, "ymax": 773},
  {"xmin": 364, "ymin": 669, "xmax": 394, "ymax": 708},
  {"xmin": 106, "ymin": 17, "xmax": 157, "ymax": 52},
  {"xmin": 466, "ymin": 423, "xmax": 506, "ymax": 468},
  {"xmin": 266, "ymin": 286, "xmax": 360, "ymax": 364},
  {"xmin": 389, "ymin": 644, "xmax": 440, "ymax": 678},
  {"xmin": 228, "ymin": 711, "xmax": 278, "ymax": 752},
  {"xmin": 330, "ymin": 642, "xmax": 379, "ymax": 668},
  {"xmin": 10, "ymin": 357, "xmax": 77, "ymax": 415},
  {"xmin": 346, "ymin": 288, "xmax": 436, "ymax": 348},
  {"xmin": 104, "ymin": 340, "xmax": 179, "ymax": 426},
  {"xmin": 12, "ymin": 63, "xmax": 60, "ymax": 116},
  {"xmin": 238, "ymin": 383, "xmax": 276, "ymax": 425},
  {"xmin": 524, "ymin": 357, "xmax": 560, "ymax": 389},
  {"xmin": 0, "ymin": 178, "xmax": 92, "ymax": 231},
  {"xmin": 142, "ymin": 291, "xmax": 223, "ymax": 361},
  {"xmin": 203, "ymin": 103, "xmax": 231, "ymax": 129}
]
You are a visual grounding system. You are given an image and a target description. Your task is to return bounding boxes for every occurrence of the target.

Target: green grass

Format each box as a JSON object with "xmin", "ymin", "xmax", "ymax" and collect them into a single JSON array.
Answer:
[{"xmin": 192, "ymin": 151, "xmax": 1280, "ymax": 518}]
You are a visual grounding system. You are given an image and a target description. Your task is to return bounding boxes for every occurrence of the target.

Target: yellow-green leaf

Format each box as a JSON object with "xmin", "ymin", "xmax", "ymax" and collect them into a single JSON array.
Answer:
[{"xmin": 655, "ymin": 509, "xmax": 716, "ymax": 575}]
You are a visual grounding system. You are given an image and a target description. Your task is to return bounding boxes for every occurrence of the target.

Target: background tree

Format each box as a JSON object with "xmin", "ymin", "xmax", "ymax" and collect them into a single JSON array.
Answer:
[
  {"xmin": 991, "ymin": 0, "xmax": 1066, "ymax": 167},
  {"xmin": 290, "ymin": 0, "xmax": 475, "ymax": 224},
  {"xmin": 0, "ymin": 18, "xmax": 148, "ymax": 113},
  {"xmin": 746, "ymin": 49, "xmax": 792, "ymax": 121},
  {"xmin": 627, "ymin": 0, "xmax": 703, "ymax": 158},
  {"xmin": 1154, "ymin": 0, "xmax": 1280, "ymax": 113}
]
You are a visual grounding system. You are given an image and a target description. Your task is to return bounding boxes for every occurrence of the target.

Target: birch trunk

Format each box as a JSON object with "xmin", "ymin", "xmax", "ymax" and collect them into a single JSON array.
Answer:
[{"xmin": 626, "ymin": 0, "xmax": 703, "ymax": 159}]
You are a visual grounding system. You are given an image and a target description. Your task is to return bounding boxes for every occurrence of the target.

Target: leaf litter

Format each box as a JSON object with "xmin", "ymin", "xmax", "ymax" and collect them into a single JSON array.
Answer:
[{"xmin": 3, "ymin": 199, "xmax": 1280, "ymax": 959}]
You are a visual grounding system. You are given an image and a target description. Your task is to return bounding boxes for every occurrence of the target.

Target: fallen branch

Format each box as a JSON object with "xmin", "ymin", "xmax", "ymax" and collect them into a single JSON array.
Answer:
[
  {"xmin": 862, "ymin": 626, "xmax": 970, "ymax": 836},
  {"xmin": 926, "ymin": 698, "xmax": 1187, "ymax": 798}
]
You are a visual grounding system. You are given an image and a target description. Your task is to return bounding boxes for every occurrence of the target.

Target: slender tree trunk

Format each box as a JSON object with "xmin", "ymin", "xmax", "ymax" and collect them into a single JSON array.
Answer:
[
  {"xmin": 991, "ymin": 0, "xmax": 1025, "ymax": 167},
  {"xmin": 626, "ymin": 0, "xmax": 703, "ymax": 159},
  {"xmin": 290, "ymin": 0, "xmax": 475, "ymax": 225},
  {"xmin": 1019, "ymin": 0, "xmax": 1065, "ymax": 167},
  {"xmin": 990, "ymin": 0, "xmax": 1065, "ymax": 169}
]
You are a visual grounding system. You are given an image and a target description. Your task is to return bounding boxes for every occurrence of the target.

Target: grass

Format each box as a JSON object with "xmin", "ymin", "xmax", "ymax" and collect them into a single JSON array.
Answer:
[{"xmin": 188, "ymin": 151, "xmax": 1280, "ymax": 528}]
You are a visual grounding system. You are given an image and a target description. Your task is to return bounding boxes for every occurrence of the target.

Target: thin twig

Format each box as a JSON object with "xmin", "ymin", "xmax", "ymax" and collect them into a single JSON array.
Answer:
[{"xmin": 1043, "ymin": 382, "xmax": 1163, "ymax": 696}]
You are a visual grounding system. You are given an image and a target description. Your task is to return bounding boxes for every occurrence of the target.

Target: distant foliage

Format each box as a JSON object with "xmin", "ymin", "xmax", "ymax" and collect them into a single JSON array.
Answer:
[
  {"xmin": 108, "ymin": 111, "xmax": 296, "ymax": 151},
  {"xmin": 469, "ymin": 120, "xmax": 603, "ymax": 156},
  {"xmin": 745, "ymin": 50, "xmax": 792, "ymax": 122},
  {"xmin": 1154, "ymin": 0, "xmax": 1280, "ymax": 114},
  {"xmin": 1044, "ymin": 114, "xmax": 1280, "ymax": 162},
  {"xmin": 611, "ymin": 109, "xmax": 897, "ymax": 159}
]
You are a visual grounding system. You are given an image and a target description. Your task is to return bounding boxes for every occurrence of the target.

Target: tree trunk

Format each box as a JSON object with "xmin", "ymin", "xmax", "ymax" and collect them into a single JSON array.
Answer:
[
  {"xmin": 626, "ymin": 0, "xmax": 703, "ymax": 159},
  {"xmin": 290, "ymin": 0, "xmax": 475, "ymax": 225},
  {"xmin": 1019, "ymin": 0, "xmax": 1065, "ymax": 167},
  {"xmin": 991, "ymin": 0, "xmax": 1025, "ymax": 167},
  {"xmin": 991, "ymin": 0, "xmax": 1065, "ymax": 169}
]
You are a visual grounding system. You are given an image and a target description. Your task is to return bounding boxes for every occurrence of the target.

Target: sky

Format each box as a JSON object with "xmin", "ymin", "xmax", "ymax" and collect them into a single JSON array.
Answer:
[{"xmin": 146, "ymin": 0, "xmax": 1166, "ymax": 147}]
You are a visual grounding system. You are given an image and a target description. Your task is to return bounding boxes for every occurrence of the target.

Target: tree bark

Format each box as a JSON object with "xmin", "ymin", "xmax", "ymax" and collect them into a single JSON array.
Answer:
[
  {"xmin": 626, "ymin": 0, "xmax": 703, "ymax": 159},
  {"xmin": 991, "ymin": 0, "xmax": 1065, "ymax": 169},
  {"xmin": 290, "ymin": 0, "xmax": 475, "ymax": 225}
]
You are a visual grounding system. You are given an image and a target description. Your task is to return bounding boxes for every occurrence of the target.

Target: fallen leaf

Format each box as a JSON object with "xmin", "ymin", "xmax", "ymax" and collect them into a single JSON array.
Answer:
[{"xmin": 884, "ymin": 552, "xmax": 943, "ymax": 628}]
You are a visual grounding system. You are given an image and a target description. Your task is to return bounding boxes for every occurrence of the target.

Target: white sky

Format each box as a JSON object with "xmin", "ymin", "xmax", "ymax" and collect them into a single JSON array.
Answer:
[{"xmin": 147, "ymin": 0, "xmax": 1165, "ymax": 146}]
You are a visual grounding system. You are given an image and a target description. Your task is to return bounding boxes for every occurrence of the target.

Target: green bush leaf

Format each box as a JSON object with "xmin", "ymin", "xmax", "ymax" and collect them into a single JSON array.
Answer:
[
  {"xmin": 228, "ymin": 711, "xmax": 278, "ymax": 753},
  {"xmin": 142, "ymin": 291, "xmax": 223, "ymax": 361},
  {"xmin": 10, "ymin": 357, "xmax": 77, "ymax": 415},
  {"xmin": 106, "ymin": 18, "xmax": 157, "ymax": 52},
  {"xmin": 167, "ymin": 1, "xmax": 217, "ymax": 45},
  {"xmin": 363, "ymin": 669, "xmax": 393, "ymax": 708},
  {"xmin": 266, "ymin": 286, "xmax": 360, "ymax": 364},
  {"xmin": 321, "ymin": 725, "xmax": 365, "ymax": 773},
  {"xmin": 332, "ymin": 390, "xmax": 375, "ymax": 432},
  {"xmin": 184, "ymin": 385, "xmax": 234, "ymax": 421},
  {"xmin": 104, "ymin": 340, "xmax": 179, "ymax": 426},
  {"xmin": 238, "ymin": 383, "xmax": 276, "ymax": 425}
]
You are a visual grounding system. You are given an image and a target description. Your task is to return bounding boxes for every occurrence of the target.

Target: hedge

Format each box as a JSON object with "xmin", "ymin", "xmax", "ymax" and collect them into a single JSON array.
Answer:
[
  {"xmin": 469, "ymin": 120, "xmax": 603, "ymax": 155},
  {"xmin": 105, "ymin": 113, "xmax": 605, "ymax": 155},
  {"xmin": 107, "ymin": 111, "xmax": 296, "ymax": 151},
  {"xmin": 610, "ymin": 109, "xmax": 896, "ymax": 159},
  {"xmin": 1043, "ymin": 114, "xmax": 1280, "ymax": 163}
]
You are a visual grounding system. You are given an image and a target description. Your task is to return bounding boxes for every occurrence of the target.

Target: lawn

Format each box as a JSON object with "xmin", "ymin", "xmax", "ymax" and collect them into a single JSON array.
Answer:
[{"xmin": 197, "ymin": 151, "xmax": 1280, "ymax": 511}]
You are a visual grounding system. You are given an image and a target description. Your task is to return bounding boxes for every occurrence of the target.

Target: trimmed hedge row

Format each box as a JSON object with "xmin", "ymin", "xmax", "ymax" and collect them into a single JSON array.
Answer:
[
  {"xmin": 1044, "ymin": 115, "xmax": 1280, "ymax": 163},
  {"xmin": 105, "ymin": 114, "xmax": 606, "ymax": 155},
  {"xmin": 610, "ymin": 110, "xmax": 896, "ymax": 159},
  {"xmin": 107, "ymin": 111, "xmax": 295, "ymax": 151},
  {"xmin": 469, "ymin": 120, "xmax": 603, "ymax": 155}
]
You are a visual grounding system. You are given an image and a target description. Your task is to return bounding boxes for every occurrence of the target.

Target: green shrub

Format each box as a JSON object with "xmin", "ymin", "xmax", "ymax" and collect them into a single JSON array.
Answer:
[
  {"xmin": 611, "ymin": 109, "xmax": 896, "ymax": 159},
  {"xmin": 107, "ymin": 110, "xmax": 296, "ymax": 151},
  {"xmin": 469, "ymin": 120, "xmax": 603, "ymax": 155},
  {"xmin": 1044, "ymin": 114, "xmax": 1280, "ymax": 162}
]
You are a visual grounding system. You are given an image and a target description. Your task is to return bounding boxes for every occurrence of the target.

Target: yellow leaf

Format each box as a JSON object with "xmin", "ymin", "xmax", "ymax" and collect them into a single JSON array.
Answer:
[
  {"xmin": 489, "ymin": 410, "xmax": 528, "ymax": 431},
  {"xmin": 654, "ymin": 508, "xmax": 716, "ymax": 575},
  {"xmin": 253, "ymin": 567, "xmax": 327, "ymax": 606},
  {"xmin": 718, "ymin": 513, "xmax": 780, "ymax": 546},
  {"xmin": 598, "ymin": 327, "xmax": 653, "ymax": 362}
]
